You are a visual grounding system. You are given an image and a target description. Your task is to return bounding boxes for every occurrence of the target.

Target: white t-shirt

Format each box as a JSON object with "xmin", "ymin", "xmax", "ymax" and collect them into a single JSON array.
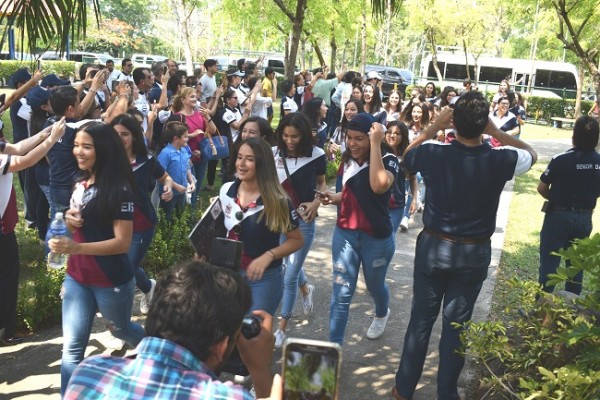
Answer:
[
  {"xmin": 222, "ymin": 107, "xmax": 242, "ymax": 142},
  {"xmin": 251, "ymin": 93, "xmax": 272, "ymax": 119},
  {"xmin": 199, "ymin": 74, "xmax": 217, "ymax": 103}
]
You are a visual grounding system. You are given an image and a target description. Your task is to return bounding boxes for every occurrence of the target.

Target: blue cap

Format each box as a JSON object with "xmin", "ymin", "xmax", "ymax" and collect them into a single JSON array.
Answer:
[
  {"xmin": 8, "ymin": 68, "xmax": 31, "ymax": 89},
  {"xmin": 26, "ymin": 86, "xmax": 50, "ymax": 108},
  {"xmin": 41, "ymin": 74, "xmax": 70, "ymax": 88},
  {"xmin": 347, "ymin": 113, "xmax": 376, "ymax": 134}
]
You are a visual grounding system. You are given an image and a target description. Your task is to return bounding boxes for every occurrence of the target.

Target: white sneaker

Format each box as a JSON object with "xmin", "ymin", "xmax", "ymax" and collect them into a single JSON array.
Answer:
[
  {"xmin": 140, "ymin": 279, "xmax": 156, "ymax": 315},
  {"xmin": 302, "ymin": 284, "xmax": 315, "ymax": 315},
  {"xmin": 366, "ymin": 308, "xmax": 390, "ymax": 340},
  {"xmin": 274, "ymin": 329, "xmax": 286, "ymax": 349},
  {"xmin": 400, "ymin": 216, "xmax": 409, "ymax": 231}
]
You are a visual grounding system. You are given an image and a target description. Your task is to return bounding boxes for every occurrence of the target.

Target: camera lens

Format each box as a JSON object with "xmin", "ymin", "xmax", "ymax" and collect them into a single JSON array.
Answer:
[{"xmin": 240, "ymin": 315, "xmax": 261, "ymax": 339}]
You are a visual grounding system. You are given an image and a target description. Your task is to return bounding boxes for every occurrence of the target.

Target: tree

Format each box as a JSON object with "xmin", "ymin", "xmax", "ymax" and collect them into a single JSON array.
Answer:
[
  {"xmin": 272, "ymin": 0, "xmax": 308, "ymax": 79},
  {"xmin": 550, "ymin": 0, "xmax": 600, "ymax": 115},
  {"xmin": 0, "ymin": 0, "xmax": 99, "ymax": 56}
]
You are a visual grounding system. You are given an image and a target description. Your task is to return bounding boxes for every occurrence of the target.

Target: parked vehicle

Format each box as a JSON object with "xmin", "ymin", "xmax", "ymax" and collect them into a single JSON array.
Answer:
[
  {"xmin": 420, "ymin": 50, "xmax": 579, "ymax": 99},
  {"xmin": 131, "ymin": 54, "xmax": 167, "ymax": 67},
  {"xmin": 365, "ymin": 65, "xmax": 413, "ymax": 98}
]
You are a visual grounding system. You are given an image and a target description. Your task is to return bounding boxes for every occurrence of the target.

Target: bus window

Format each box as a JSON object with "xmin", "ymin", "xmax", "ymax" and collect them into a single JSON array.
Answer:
[
  {"xmin": 427, "ymin": 61, "xmax": 445, "ymax": 79},
  {"xmin": 445, "ymin": 63, "xmax": 475, "ymax": 81},
  {"xmin": 536, "ymin": 69, "xmax": 576, "ymax": 90},
  {"xmin": 479, "ymin": 66, "xmax": 512, "ymax": 83}
]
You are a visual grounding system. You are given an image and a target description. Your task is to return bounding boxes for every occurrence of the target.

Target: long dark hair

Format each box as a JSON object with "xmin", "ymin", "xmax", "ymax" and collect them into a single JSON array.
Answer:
[
  {"xmin": 385, "ymin": 120, "xmax": 410, "ymax": 156},
  {"xmin": 364, "ymin": 83, "xmax": 383, "ymax": 114},
  {"xmin": 276, "ymin": 112, "xmax": 314, "ymax": 157},
  {"xmin": 76, "ymin": 122, "xmax": 135, "ymax": 223},
  {"xmin": 110, "ymin": 113, "xmax": 148, "ymax": 158},
  {"xmin": 302, "ymin": 97, "xmax": 325, "ymax": 129}
]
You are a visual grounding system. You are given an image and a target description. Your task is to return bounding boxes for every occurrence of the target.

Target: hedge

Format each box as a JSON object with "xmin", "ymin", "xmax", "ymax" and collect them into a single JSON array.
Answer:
[{"xmin": 0, "ymin": 60, "xmax": 76, "ymax": 84}]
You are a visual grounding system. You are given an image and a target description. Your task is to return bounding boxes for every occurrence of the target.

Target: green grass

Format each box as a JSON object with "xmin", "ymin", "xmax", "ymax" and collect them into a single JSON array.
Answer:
[
  {"xmin": 490, "ymin": 163, "xmax": 600, "ymax": 317},
  {"xmin": 521, "ymin": 121, "xmax": 573, "ymax": 140}
]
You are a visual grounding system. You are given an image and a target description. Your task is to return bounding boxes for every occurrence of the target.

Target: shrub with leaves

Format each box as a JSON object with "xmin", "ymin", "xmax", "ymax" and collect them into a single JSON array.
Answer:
[
  {"xmin": 460, "ymin": 234, "xmax": 600, "ymax": 399},
  {"xmin": 17, "ymin": 263, "xmax": 65, "ymax": 331},
  {"xmin": 143, "ymin": 206, "xmax": 200, "ymax": 278}
]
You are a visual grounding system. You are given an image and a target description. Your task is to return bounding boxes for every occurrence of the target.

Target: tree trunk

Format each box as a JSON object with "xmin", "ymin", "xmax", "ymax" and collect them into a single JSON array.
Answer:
[
  {"xmin": 300, "ymin": 36, "xmax": 306, "ymax": 71},
  {"xmin": 574, "ymin": 62, "xmax": 584, "ymax": 118},
  {"xmin": 312, "ymin": 39, "xmax": 325, "ymax": 68},
  {"xmin": 330, "ymin": 22, "xmax": 337, "ymax": 73},
  {"xmin": 173, "ymin": 0, "xmax": 195, "ymax": 75},
  {"xmin": 361, "ymin": 0, "xmax": 367, "ymax": 74},
  {"xmin": 427, "ymin": 28, "xmax": 443, "ymax": 84},
  {"xmin": 462, "ymin": 38, "xmax": 471, "ymax": 80},
  {"xmin": 272, "ymin": 0, "xmax": 307, "ymax": 80}
]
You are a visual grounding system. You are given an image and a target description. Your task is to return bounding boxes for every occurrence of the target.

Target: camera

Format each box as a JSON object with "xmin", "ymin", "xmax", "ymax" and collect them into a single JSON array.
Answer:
[{"xmin": 241, "ymin": 315, "xmax": 262, "ymax": 339}]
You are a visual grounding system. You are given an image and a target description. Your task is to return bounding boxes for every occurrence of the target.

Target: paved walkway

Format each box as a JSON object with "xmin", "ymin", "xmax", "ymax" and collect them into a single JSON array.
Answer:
[{"xmin": 0, "ymin": 139, "xmax": 568, "ymax": 400}]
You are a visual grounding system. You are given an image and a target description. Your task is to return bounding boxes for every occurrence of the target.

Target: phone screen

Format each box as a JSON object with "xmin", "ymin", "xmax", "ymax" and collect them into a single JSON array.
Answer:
[{"xmin": 283, "ymin": 340, "xmax": 341, "ymax": 400}]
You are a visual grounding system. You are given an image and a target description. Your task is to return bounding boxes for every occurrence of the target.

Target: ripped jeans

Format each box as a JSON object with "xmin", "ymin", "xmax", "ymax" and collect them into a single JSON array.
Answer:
[
  {"xmin": 329, "ymin": 227, "xmax": 395, "ymax": 344},
  {"xmin": 60, "ymin": 274, "xmax": 145, "ymax": 395}
]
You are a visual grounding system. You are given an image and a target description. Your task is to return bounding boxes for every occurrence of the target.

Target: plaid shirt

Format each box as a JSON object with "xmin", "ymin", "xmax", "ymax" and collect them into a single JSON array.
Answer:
[{"xmin": 65, "ymin": 336, "xmax": 254, "ymax": 400}]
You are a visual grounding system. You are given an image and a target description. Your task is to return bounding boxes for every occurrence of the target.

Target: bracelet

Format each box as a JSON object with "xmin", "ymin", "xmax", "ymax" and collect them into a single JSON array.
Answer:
[
  {"xmin": 89, "ymin": 88, "xmax": 97, "ymax": 94},
  {"xmin": 118, "ymin": 93, "xmax": 129, "ymax": 99},
  {"xmin": 206, "ymin": 118, "xmax": 212, "ymax": 123},
  {"xmin": 266, "ymin": 250, "xmax": 276, "ymax": 259}
]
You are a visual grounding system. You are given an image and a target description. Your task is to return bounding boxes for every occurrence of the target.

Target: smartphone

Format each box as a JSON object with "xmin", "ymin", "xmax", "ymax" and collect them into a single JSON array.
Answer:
[
  {"xmin": 313, "ymin": 189, "xmax": 325, "ymax": 198},
  {"xmin": 283, "ymin": 338, "xmax": 342, "ymax": 400},
  {"xmin": 37, "ymin": 59, "xmax": 42, "ymax": 71}
]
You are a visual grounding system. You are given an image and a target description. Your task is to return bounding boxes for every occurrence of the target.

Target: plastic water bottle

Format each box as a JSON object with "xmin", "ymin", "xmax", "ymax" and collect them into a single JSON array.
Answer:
[{"xmin": 48, "ymin": 212, "xmax": 68, "ymax": 269}]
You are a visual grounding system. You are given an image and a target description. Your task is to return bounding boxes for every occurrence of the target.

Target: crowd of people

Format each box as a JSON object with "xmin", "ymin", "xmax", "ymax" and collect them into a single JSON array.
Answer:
[{"xmin": 2, "ymin": 55, "xmax": 599, "ymax": 400}]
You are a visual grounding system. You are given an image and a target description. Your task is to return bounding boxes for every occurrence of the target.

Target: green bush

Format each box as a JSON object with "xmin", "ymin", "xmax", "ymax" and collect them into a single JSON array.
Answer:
[
  {"xmin": 0, "ymin": 60, "xmax": 76, "ymax": 83},
  {"xmin": 326, "ymin": 151, "xmax": 341, "ymax": 181},
  {"xmin": 17, "ymin": 263, "xmax": 65, "ymax": 331},
  {"xmin": 143, "ymin": 207, "xmax": 200, "ymax": 278},
  {"xmin": 460, "ymin": 234, "xmax": 600, "ymax": 399}
]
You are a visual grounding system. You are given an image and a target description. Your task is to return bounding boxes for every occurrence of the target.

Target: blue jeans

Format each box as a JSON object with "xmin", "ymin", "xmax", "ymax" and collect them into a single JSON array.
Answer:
[
  {"xmin": 61, "ymin": 274, "xmax": 145, "ymax": 395},
  {"xmin": 242, "ymin": 267, "xmax": 283, "ymax": 316},
  {"xmin": 404, "ymin": 173, "xmax": 423, "ymax": 218},
  {"xmin": 329, "ymin": 227, "xmax": 395, "ymax": 344},
  {"xmin": 160, "ymin": 192, "xmax": 186, "ymax": 221},
  {"xmin": 539, "ymin": 210, "xmax": 592, "ymax": 295},
  {"xmin": 128, "ymin": 228, "xmax": 155, "ymax": 293},
  {"xmin": 280, "ymin": 219, "xmax": 315, "ymax": 319},
  {"xmin": 49, "ymin": 186, "xmax": 73, "ymax": 220},
  {"xmin": 390, "ymin": 207, "xmax": 404, "ymax": 234},
  {"xmin": 395, "ymin": 230, "xmax": 491, "ymax": 400},
  {"xmin": 191, "ymin": 160, "xmax": 208, "ymax": 206}
]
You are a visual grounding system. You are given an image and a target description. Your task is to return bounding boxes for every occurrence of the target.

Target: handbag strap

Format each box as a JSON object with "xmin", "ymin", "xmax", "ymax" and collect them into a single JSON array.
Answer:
[
  {"xmin": 280, "ymin": 152, "xmax": 301, "ymax": 209},
  {"xmin": 208, "ymin": 120, "xmax": 225, "ymax": 147}
]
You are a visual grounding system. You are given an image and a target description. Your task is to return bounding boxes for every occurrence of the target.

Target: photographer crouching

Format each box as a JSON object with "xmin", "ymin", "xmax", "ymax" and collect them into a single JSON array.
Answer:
[{"xmin": 64, "ymin": 261, "xmax": 281, "ymax": 399}]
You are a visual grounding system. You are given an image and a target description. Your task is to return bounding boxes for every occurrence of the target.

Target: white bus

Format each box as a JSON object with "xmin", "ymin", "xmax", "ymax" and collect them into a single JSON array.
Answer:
[{"xmin": 419, "ymin": 51, "xmax": 579, "ymax": 98}]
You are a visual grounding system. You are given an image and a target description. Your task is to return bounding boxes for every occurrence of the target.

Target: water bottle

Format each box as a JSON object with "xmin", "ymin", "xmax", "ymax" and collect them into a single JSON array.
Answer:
[{"xmin": 48, "ymin": 212, "xmax": 68, "ymax": 269}]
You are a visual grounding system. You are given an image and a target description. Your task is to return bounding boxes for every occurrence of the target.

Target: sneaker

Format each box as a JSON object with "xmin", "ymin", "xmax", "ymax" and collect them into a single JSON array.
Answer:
[
  {"xmin": 366, "ymin": 308, "xmax": 390, "ymax": 340},
  {"xmin": 399, "ymin": 216, "xmax": 409, "ymax": 232},
  {"xmin": 302, "ymin": 284, "xmax": 315, "ymax": 315},
  {"xmin": 140, "ymin": 279, "xmax": 156, "ymax": 315},
  {"xmin": 274, "ymin": 329, "xmax": 286, "ymax": 349}
]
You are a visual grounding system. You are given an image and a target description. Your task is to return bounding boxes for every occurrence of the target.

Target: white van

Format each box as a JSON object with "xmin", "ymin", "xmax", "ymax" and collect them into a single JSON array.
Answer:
[{"xmin": 131, "ymin": 54, "xmax": 168, "ymax": 67}]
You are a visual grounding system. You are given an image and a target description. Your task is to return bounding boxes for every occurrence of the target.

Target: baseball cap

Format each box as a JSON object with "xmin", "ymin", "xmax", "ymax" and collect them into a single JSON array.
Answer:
[
  {"xmin": 8, "ymin": 68, "xmax": 32, "ymax": 89},
  {"xmin": 366, "ymin": 71, "xmax": 383, "ymax": 81},
  {"xmin": 228, "ymin": 71, "xmax": 245, "ymax": 77},
  {"xmin": 41, "ymin": 74, "xmax": 70, "ymax": 88},
  {"xmin": 26, "ymin": 86, "xmax": 51, "ymax": 108},
  {"xmin": 347, "ymin": 113, "xmax": 376, "ymax": 134}
]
